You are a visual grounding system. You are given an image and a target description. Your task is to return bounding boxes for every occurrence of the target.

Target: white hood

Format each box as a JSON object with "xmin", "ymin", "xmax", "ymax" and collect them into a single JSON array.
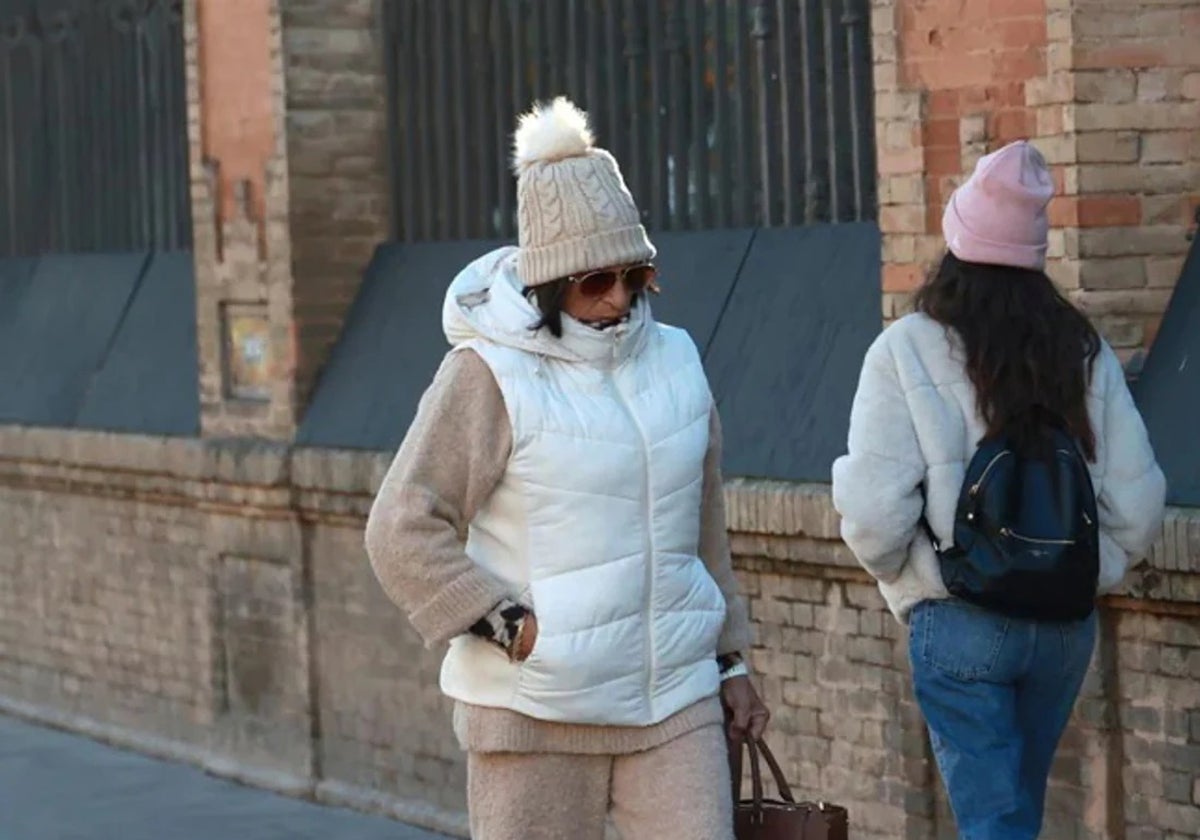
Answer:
[{"xmin": 441, "ymin": 246, "xmax": 651, "ymax": 367}]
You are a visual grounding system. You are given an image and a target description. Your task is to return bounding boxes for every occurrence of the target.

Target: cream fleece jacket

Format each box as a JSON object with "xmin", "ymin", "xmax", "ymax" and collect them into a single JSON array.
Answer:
[
  {"xmin": 365, "ymin": 348, "xmax": 751, "ymax": 753},
  {"xmin": 832, "ymin": 312, "xmax": 1167, "ymax": 623}
]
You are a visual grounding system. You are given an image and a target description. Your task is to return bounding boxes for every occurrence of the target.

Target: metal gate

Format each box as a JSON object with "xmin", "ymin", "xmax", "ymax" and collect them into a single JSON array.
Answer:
[
  {"xmin": 0, "ymin": 0, "xmax": 190, "ymax": 257},
  {"xmin": 383, "ymin": 0, "xmax": 876, "ymax": 242}
]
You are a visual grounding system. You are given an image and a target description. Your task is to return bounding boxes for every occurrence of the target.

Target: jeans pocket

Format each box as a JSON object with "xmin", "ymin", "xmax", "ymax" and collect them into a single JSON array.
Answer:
[{"xmin": 917, "ymin": 600, "xmax": 1010, "ymax": 681}]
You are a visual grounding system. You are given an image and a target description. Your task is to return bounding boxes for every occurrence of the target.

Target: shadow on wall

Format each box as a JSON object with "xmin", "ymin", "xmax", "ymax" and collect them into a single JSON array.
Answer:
[{"xmin": 296, "ymin": 223, "xmax": 883, "ymax": 485}]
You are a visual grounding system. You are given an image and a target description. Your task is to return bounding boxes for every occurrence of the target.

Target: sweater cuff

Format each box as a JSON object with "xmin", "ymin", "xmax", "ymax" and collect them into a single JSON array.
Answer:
[
  {"xmin": 717, "ymin": 598, "xmax": 754, "ymax": 657},
  {"xmin": 409, "ymin": 568, "xmax": 510, "ymax": 648}
]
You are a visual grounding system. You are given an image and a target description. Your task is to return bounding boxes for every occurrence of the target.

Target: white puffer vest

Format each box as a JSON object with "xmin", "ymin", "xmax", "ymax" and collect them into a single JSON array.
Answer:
[{"xmin": 438, "ymin": 247, "xmax": 727, "ymax": 726}]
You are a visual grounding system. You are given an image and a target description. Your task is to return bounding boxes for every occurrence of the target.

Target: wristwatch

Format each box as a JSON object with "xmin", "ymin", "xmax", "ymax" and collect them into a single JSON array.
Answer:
[
  {"xmin": 717, "ymin": 652, "xmax": 747, "ymax": 681},
  {"xmin": 720, "ymin": 662, "xmax": 750, "ymax": 681}
]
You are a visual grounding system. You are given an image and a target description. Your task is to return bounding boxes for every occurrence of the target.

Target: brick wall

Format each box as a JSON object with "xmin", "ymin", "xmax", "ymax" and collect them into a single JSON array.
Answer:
[
  {"xmin": 1065, "ymin": 0, "xmax": 1200, "ymax": 367},
  {"xmin": 190, "ymin": 0, "xmax": 1198, "ymax": 421},
  {"xmin": 189, "ymin": 0, "xmax": 299, "ymax": 438},
  {"xmin": 0, "ymin": 431, "xmax": 316, "ymax": 787},
  {"xmin": 0, "ymin": 484, "xmax": 214, "ymax": 740},
  {"xmin": 873, "ymin": 0, "xmax": 1200, "ymax": 362},
  {"xmin": 281, "ymin": 0, "xmax": 390, "ymax": 408},
  {"xmin": 188, "ymin": 0, "xmax": 390, "ymax": 437},
  {"xmin": 304, "ymin": 517, "xmax": 465, "ymax": 821},
  {"xmin": 0, "ymin": 429, "xmax": 1196, "ymax": 839},
  {"xmin": 872, "ymin": 0, "xmax": 1048, "ymax": 321}
]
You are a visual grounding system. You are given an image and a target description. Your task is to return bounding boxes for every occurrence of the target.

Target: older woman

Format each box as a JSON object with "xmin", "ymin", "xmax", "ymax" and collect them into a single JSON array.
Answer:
[{"xmin": 365, "ymin": 97, "xmax": 767, "ymax": 840}]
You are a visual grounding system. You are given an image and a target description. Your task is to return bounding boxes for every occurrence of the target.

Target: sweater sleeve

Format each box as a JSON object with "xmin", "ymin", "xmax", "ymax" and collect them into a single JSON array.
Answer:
[
  {"xmin": 364, "ymin": 349, "xmax": 513, "ymax": 648},
  {"xmin": 831, "ymin": 331, "xmax": 928, "ymax": 583},
  {"xmin": 1093, "ymin": 344, "xmax": 1167, "ymax": 587},
  {"xmin": 700, "ymin": 406, "xmax": 754, "ymax": 656}
]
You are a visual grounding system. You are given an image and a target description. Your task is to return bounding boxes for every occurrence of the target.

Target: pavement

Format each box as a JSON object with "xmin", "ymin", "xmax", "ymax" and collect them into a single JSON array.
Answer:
[{"xmin": 0, "ymin": 715, "xmax": 449, "ymax": 840}]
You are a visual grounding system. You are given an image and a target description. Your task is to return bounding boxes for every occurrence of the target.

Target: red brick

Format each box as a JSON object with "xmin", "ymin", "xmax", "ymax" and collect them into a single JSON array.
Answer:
[
  {"xmin": 925, "ymin": 147, "xmax": 962, "ymax": 177},
  {"xmin": 883, "ymin": 264, "xmax": 925, "ymax": 293},
  {"xmin": 925, "ymin": 203, "xmax": 943, "ymax": 235},
  {"xmin": 922, "ymin": 118, "xmax": 960, "ymax": 149},
  {"xmin": 994, "ymin": 48, "xmax": 1046, "ymax": 81},
  {"xmin": 956, "ymin": 82, "xmax": 991, "ymax": 110},
  {"xmin": 1048, "ymin": 197, "xmax": 1078, "ymax": 228},
  {"xmin": 911, "ymin": 22, "xmax": 997, "ymax": 58},
  {"xmin": 911, "ymin": 53, "xmax": 995, "ymax": 89},
  {"xmin": 991, "ymin": 109, "xmax": 1036, "ymax": 143},
  {"xmin": 926, "ymin": 176, "xmax": 952, "ymax": 212},
  {"xmin": 1074, "ymin": 44, "xmax": 1169, "ymax": 71},
  {"xmin": 1076, "ymin": 196, "xmax": 1142, "ymax": 228},
  {"xmin": 999, "ymin": 18, "xmax": 1047, "ymax": 49},
  {"xmin": 987, "ymin": 0, "xmax": 1045, "ymax": 17},
  {"xmin": 987, "ymin": 81, "xmax": 1030, "ymax": 108},
  {"xmin": 927, "ymin": 89, "xmax": 960, "ymax": 118}
]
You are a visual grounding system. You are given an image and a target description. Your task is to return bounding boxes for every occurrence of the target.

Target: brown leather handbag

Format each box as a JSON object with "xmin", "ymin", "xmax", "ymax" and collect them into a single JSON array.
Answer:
[{"xmin": 729, "ymin": 738, "xmax": 849, "ymax": 840}]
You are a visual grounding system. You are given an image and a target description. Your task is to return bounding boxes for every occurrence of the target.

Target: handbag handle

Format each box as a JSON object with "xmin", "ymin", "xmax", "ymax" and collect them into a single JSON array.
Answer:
[{"xmin": 730, "ymin": 736, "xmax": 797, "ymax": 816}]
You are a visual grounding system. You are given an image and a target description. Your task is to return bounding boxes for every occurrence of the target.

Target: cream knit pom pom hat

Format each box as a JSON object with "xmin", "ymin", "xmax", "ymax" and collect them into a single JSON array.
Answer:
[{"xmin": 512, "ymin": 96, "xmax": 655, "ymax": 287}]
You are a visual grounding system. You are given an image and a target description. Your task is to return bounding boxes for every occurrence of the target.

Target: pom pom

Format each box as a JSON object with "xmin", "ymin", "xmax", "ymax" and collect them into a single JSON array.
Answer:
[{"xmin": 512, "ymin": 96, "xmax": 594, "ymax": 172}]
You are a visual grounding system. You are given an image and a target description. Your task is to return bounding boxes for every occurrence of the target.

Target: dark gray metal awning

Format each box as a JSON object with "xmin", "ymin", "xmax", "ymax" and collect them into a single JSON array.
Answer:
[
  {"xmin": 1135, "ymin": 234, "xmax": 1200, "ymax": 507},
  {"xmin": 297, "ymin": 223, "xmax": 882, "ymax": 484},
  {"xmin": 0, "ymin": 251, "xmax": 198, "ymax": 436}
]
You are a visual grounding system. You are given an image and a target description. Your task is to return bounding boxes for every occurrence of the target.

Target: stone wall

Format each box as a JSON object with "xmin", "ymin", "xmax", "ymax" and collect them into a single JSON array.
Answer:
[{"xmin": 0, "ymin": 427, "xmax": 1196, "ymax": 839}]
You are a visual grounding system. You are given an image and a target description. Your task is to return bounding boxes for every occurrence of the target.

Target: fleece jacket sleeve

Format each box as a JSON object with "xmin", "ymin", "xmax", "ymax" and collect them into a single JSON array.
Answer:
[
  {"xmin": 831, "ymin": 331, "xmax": 928, "ymax": 584},
  {"xmin": 1093, "ymin": 344, "xmax": 1167, "ymax": 590}
]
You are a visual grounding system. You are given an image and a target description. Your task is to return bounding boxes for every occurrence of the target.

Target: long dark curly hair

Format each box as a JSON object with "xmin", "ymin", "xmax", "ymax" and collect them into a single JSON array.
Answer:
[{"xmin": 914, "ymin": 252, "xmax": 1102, "ymax": 461}]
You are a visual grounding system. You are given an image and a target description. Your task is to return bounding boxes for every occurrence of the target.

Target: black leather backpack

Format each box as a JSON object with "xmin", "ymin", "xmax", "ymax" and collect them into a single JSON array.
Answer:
[{"xmin": 921, "ymin": 425, "xmax": 1100, "ymax": 622}]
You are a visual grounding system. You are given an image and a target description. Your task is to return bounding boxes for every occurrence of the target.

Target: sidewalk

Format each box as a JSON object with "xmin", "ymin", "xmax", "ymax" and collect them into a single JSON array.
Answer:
[{"xmin": 0, "ymin": 715, "xmax": 449, "ymax": 840}]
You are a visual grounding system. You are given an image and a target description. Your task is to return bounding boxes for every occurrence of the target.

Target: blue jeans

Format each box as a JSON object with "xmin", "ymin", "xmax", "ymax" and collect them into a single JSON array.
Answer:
[{"xmin": 909, "ymin": 599, "xmax": 1097, "ymax": 840}]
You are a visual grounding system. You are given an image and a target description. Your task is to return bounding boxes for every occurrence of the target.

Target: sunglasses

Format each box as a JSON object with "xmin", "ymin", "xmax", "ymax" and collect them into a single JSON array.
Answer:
[{"xmin": 567, "ymin": 263, "xmax": 659, "ymax": 298}]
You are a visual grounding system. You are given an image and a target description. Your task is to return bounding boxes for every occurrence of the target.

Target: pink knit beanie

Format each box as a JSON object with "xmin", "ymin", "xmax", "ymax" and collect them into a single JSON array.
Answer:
[{"xmin": 941, "ymin": 140, "xmax": 1054, "ymax": 271}]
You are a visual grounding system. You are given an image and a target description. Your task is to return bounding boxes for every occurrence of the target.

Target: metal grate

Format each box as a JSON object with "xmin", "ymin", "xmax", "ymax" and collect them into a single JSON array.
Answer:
[
  {"xmin": 0, "ymin": 0, "xmax": 190, "ymax": 257},
  {"xmin": 382, "ymin": 0, "xmax": 877, "ymax": 243}
]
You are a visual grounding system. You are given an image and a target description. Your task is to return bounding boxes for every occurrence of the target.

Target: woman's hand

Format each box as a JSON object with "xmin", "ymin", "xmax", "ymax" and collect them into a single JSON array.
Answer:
[
  {"xmin": 512, "ymin": 612, "xmax": 538, "ymax": 662},
  {"xmin": 721, "ymin": 674, "xmax": 770, "ymax": 741}
]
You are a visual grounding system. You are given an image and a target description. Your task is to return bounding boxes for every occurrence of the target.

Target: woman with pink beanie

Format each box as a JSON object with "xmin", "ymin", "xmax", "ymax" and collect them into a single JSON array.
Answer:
[{"xmin": 833, "ymin": 141, "xmax": 1165, "ymax": 837}]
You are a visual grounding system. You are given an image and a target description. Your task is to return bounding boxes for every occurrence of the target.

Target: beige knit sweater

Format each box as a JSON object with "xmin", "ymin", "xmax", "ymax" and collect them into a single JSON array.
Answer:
[{"xmin": 365, "ymin": 348, "xmax": 753, "ymax": 754}]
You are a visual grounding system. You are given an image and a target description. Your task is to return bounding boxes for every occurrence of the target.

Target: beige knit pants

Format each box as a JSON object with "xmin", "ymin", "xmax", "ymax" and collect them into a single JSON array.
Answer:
[{"xmin": 466, "ymin": 723, "xmax": 734, "ymax": 840}]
